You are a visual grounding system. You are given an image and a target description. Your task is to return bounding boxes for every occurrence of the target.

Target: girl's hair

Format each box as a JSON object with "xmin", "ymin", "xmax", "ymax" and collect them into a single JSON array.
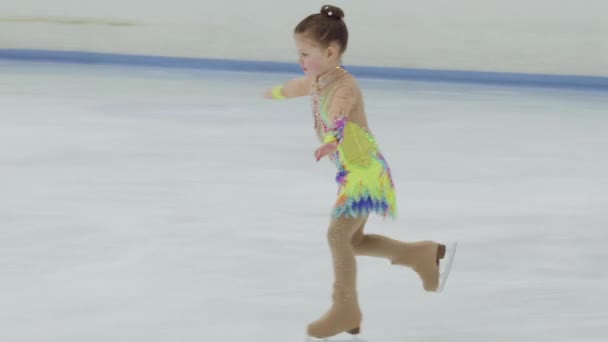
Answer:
[{"xmin": 294, "ymin": 5, "xmax": 349, "ymax": 54}]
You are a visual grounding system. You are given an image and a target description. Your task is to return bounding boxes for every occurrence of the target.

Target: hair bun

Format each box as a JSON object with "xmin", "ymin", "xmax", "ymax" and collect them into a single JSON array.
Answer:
[{"xmin": 320, "ymin": 5, "xmax": 344, "ymax": 20}]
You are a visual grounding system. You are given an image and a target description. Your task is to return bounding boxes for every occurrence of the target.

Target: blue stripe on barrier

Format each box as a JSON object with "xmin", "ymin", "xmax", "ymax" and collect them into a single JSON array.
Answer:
[{"xmin": 1, "ymin": 49, "xmax": 607, "ymax": 90}]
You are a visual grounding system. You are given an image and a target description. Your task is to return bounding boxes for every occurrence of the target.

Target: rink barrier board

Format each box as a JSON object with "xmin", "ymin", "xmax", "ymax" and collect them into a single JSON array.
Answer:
[{"xmin": 0, "ymin": 49, "xmax": 607, "ymax": 90}]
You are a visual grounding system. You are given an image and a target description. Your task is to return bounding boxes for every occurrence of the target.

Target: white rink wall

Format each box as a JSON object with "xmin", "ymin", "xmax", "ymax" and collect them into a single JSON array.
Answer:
[{"xmin": 0, "ymin": 0, "xmax": 607, "ymax": 76}]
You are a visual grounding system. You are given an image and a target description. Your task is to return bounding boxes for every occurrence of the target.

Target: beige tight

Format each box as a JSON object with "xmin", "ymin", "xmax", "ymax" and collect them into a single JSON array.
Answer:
[{"xmin": 307, "ymin": 215, "xmax": 442, "ymax": 338}]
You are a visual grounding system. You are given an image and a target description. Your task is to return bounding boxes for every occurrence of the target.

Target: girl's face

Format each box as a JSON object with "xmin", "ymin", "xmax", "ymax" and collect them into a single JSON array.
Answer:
[{"xmin": 294, "ymin": 34, "xmax": 340, "ymax": 77}]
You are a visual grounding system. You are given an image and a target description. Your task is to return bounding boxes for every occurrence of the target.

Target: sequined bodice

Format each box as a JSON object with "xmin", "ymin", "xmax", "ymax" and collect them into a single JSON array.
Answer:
[{"xmin": 310, "ymin": 66, "xmax": 348, "ymax": 141}]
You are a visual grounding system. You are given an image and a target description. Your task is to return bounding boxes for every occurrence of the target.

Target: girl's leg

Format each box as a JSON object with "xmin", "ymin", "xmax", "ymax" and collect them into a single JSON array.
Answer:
[
  {"xmin": 307, "ymin": 215, "xmax": 368, "ymax": 339},
  {"xmin": 351, "ymin": 222, "xmax": 446, "ymax": 292}
]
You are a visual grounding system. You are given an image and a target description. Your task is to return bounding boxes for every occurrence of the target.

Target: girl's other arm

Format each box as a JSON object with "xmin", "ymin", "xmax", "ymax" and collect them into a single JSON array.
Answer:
[{"xmin": 264, "ymin": 76, "xmax": 313, "ymax": 99}]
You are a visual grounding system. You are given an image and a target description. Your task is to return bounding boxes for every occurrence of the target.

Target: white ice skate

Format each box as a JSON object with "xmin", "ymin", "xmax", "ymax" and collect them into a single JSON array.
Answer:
[{"xmin": 437, "ymin": 241, "xmax": 457, "ymax": 293}]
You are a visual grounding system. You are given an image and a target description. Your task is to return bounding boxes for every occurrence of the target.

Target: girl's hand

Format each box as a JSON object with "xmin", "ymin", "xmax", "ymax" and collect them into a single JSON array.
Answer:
[{"xmin": 314, "ymin": 142, "xmax": 338, "ymax": 161}]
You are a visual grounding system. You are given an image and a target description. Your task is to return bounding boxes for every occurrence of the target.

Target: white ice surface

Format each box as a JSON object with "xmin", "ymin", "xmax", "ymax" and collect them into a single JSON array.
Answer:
[{"xmin": 1, "ymin": 61, "xmax": 607, "ymax": 342}]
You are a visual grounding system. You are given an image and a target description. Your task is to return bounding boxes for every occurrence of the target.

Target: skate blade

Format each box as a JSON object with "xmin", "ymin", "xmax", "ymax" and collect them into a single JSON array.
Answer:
[
  {"xmin": 437, "ymin": 241, "xmax": 457, "ymax": 293},
  {"xmin": 306, "ymin": 337, "xmax": 366, "ymax": 342},
  {"xmin": 305, "ymin": 334, "xmax": 366, "ymax": 342}
]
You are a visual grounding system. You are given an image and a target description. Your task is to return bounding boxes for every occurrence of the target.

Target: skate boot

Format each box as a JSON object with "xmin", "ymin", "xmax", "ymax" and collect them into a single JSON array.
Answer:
[
  {"xmin": 391, "ymin": 241, "xmax": 446, "ymax": 292},
  {"xmin": 306, "ymin": 286, "xmax": 362, "ymax": 339}
]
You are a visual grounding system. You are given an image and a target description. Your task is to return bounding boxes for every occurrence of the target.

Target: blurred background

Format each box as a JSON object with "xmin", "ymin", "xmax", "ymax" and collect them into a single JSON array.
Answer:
[{"xmin": 1, "ymin": 0, "xmax": 607, "ymax": 76}]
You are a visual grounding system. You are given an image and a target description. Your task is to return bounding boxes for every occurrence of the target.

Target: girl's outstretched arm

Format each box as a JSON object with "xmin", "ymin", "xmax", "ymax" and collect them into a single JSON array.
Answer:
[{"xmin": 264, "ymin": 76, "xmax": 313, "ymax": 99}]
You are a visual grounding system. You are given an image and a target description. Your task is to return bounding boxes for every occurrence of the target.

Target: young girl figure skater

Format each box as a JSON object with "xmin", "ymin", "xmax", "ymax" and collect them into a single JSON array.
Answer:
[{"xmin": 265, "ymin": 5, "xmax": 457, "ymax": 339}]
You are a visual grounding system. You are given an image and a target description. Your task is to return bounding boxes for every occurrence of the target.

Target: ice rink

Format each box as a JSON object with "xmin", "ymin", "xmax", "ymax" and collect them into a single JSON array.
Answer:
[{"xmin": 1, "ymin": 60, "xmax": 607, "ymax": 341}]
